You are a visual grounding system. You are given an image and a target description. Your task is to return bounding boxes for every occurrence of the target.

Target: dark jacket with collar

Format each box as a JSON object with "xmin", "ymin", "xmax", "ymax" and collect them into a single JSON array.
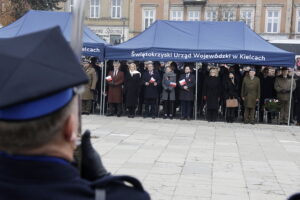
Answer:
[
  {"xmin": 0, "ymin": 153, "xmax": 150, "ymax": 200},
  {"xmin": 142, "ymin": 70, "xmax": 161, "ymax": 99},
  {"xmin": 178, "ymin": 73, "xmax": 196, "ymax": 101}
]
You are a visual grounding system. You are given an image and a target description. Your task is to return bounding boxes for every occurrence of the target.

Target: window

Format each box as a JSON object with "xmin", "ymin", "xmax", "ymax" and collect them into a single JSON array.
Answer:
[
  {"xmin": 188, "ymin": 11, "xmax": 200, "ymax": 21},
  {"xmin": 143, "ymin": 8, "xmax": 156, "ymax": 30},
  {"xmin": 170, "ymin": 10, "xmax": 183, "ymax": 21},
  {"xmin": 70, "ymin": 0, "xmax": 73, "ymax": 11},
  {"xmin": 90, "ymin": 0, "xmax": 100, "ymax": 19},
  {"xmin": 240, "ymin": 9, "xmax": 254, "ymax": 29},
  {"xmin": 296, "ymin": 9, "xmax": 300, "ymax": 33},
  {"xmin": 265, "ymin": 8, "xmax": 280, "ymax": 33},
  {"xmin": 222, "ymin": 9, "xmax": 235, "ymax": 21},
  {"xmin": 205, "ymin": 9, "xmax": 218, "ymax": 21},
  {"xmin": 111, "ymin": 0, "xmax": 121, "ymax": 19}
]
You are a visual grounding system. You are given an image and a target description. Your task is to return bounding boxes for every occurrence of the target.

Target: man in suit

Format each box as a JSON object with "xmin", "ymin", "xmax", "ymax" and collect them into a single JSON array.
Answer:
[{"xmin": 142, "ymin": 61, "xmax": 161, "ymax": 119}]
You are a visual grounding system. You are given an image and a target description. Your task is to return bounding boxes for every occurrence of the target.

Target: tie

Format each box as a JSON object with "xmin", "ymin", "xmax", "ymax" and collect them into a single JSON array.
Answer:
[{"xmin": 114, "ymin": 70, "xmax": 117, "ymax": 77}]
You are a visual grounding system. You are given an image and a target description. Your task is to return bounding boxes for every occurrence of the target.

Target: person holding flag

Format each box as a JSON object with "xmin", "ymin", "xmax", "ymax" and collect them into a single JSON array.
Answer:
[
  {"xmin": 179, "ymin": 65, "xmax": 196, "ymax": 120},
  {"xmin": 142, "ymin": 61, "xmax": 161, "ymax": 119}
]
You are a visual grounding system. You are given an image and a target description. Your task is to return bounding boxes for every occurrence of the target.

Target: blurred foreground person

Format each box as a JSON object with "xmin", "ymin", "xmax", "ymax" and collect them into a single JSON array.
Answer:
[
  {"xmin": 241, "ymin": 68, "xmax": 260, "ymax": 124},
  {"xmin": 125, "ymin": 62, "xmax": 142, "ymax": 118},
  {"xmin": 161, "ymin": 66, "xmax": 176, "ymax": 119},
  {"xmin": 274, "ymin": 67, "xmax": 296, "ymax": 125},
  {"xmin": 0, "ymin": 28, "xmax": 150, "ymax": 200},
  {"xmin": 107, "ymin": 60, "xmax": 125, "ymax": 117},
  {"xmin": 179, "ymin": 65, "xmax": 195, "ymax": 120}
]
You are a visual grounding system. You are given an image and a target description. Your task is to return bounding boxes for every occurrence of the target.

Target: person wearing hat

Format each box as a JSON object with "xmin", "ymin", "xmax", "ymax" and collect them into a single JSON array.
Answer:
[
  {"xmin": 106, "ymin": 60, "xmax": 125, "ymax": 117},
  {"xmin": 241, "ymin": 67, "xmax": 260, "ymax": 124},
  {"xmin": 0, "ymin": 28, "xmax": 150, "ymax": 200},
  {"xmin": 142, "ymin": 61, "xmax": 161, "ymax": 119},
  {"xmin": 274, "ymin": 67, "xmax": 296, "ymax": 125},
  {"xmin": 82, "ymin": 62, "xmax": 98, "ymax": 114}
]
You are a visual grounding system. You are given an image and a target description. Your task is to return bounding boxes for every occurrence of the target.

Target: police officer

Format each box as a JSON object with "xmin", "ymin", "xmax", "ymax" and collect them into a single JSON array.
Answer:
[{"xmin": 0, "ymin": 27, "xmax": 150, "ymax": 200}]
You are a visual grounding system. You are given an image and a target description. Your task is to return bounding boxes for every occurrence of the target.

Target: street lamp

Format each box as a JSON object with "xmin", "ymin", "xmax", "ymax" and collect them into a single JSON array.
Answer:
[{"xmin": 121, "ymin": 17, "xmax": 126, "ymax": 42}]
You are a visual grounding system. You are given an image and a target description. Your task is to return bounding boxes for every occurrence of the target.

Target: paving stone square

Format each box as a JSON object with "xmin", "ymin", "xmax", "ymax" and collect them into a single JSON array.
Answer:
[{"xmin": 83, "ymin": 115, "xmax": 300, "ymax": 200}]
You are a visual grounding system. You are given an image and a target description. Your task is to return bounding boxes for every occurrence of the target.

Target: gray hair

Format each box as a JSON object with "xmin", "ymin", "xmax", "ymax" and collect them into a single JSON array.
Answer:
[{"xmin": 0, "ymin": 98, "xmax": 75, "ymax": 153}]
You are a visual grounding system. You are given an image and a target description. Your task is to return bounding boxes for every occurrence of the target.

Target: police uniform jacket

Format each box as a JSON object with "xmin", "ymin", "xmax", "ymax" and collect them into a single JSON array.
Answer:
[{"xmin": 0, "ymin": 153, "xmax": 150, "ymax": 200}]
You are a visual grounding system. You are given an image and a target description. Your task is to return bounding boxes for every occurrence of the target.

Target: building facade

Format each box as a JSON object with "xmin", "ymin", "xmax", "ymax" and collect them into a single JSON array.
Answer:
[
  {"xmin": 60, "ymin": 0, "xmax": 300, "ymax": 41},
  {"xmin": 62, "ymin": 0, "xmax": 130, "ymax": 44},
  {"xmin": 131, "ymin": 0, "xmax": 300, "ymax": 40}
]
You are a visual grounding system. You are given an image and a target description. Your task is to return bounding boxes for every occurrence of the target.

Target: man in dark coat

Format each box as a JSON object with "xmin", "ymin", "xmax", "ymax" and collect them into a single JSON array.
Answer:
[
  {"xmin": 107, "ymin": 60, "xmax": 125, "ymax": 117},
  {"xmin": 259, "ymin": 67, "xmax": 276, "ymax": 123},
  {"xmin": 179, "ymin": 65, "xmax": 196, "ymax": 120},
  {"xmin": 90, "ymin": 57, "xmax": 102, "ymax": 111},
  {"xmin": 203, "ymin": 68, "xmax": 221, "ymax": 122},
  {"xmin": 142, "ymin": 61, "xmax": 161, "ymax": 119}
]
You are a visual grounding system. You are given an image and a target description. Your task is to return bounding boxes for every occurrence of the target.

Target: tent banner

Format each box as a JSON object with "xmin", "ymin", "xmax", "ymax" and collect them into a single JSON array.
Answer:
[
  {"xmin": 82, "ymin": 43, "xmax": 105, "ymax": 60},
  {"xmin": 106, "ymin": 48, "xmax": 295, "ymax": 66}
]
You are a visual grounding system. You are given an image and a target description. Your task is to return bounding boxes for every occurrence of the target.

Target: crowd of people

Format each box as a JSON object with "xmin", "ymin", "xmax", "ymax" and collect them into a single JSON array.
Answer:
[{"xmin": 82, "ymin": 58, "xmax": 300, "ymax": 126}]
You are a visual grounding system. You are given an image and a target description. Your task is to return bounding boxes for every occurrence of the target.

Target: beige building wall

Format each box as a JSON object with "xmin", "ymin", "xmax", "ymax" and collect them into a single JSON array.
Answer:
[
  {"xmin": 131, "ymin": 0, "xmax": 300, "ymax": 40},
  {"xmin": 61, "ymin": 0, "xmax": 130, "ymax": 44}
]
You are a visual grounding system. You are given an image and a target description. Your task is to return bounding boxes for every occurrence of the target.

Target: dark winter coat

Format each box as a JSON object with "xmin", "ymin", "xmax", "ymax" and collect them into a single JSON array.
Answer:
[
  {"xmin": 260, "ymin": 76, "xmax": 276, "ymax": 99},
  {"xmin": 107, "ymin": 70, "xmax": 124, "ymax": 103},
  {"xmin": 178, "ymin": 73, "xmax": 196, "ymax": 101},
  {"xmin": 161, "ymin": 72, "xmax": 176, "ymax": 101},
  {"xmin": 142, "ymin": 70, "xmax": 161, "ymax": 99},
  {"xmin": 294, "ymin": 77, "xmax": 300, "ymax": 102},
  {"xmin": 0, "ymin": 153, "xmax": 150, "ymax": 200},
  {"xmin": 203, "ymin": 76, "xmax": 221, "ymax": 110},
  {"xmin": 224, "ymin": 78, "xmax": 239, "ymax": 99},
  {"xmin": 124, "ymin": 71, "xmax": 142, "ymax": 107}
]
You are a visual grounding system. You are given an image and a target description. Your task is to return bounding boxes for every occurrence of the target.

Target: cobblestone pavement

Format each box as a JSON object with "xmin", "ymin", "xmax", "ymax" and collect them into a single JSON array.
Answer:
[{"xmin": 82, "ymin": 115, "xmax": 300, "ymax": 200}]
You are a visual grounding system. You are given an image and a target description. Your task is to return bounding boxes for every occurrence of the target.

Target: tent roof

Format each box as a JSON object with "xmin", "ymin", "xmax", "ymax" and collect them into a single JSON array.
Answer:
[
  {"xmin": 106, "ymin": 20, "xmax": 295, "ymax": 66},
  {"xmin": 0, "ymin": 10, "xmax": 107, "ymax": 58}
]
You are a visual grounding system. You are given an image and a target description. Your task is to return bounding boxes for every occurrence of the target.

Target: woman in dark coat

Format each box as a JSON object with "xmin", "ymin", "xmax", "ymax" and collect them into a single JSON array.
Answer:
[
  {"xmin": 125, "ymin": 63, "xmax": 142, "ymax": 118},
  {"xmin": 161, "ymin": 66, "xmax": 176, "ymax": 119},
  {"xmin": 179, "ymin": 65, "xmax": 196, "ymax": 120},
  {"xmin": 203, "ymin": 68, "xmax": 221, "ymax": 122},
  {"xmin": 224, "ymin": 72, "xmax": 240, "ymax": 123}
]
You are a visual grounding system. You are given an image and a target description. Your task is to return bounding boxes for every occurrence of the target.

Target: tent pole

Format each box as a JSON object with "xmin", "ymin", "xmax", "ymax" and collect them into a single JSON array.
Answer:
[
  {"xmin": 288, "ymin": 66, "xmax": 295, "ymax": 126},
  {"xmin": 102, "ymin": 61, "xmax": 107, "ymax": 116},
  {"xmin": 195, "ymin": 63, "xmax": 199, "ymax": 120},
  {"xmin": 99, "ymin": 60, "xmax": 105, "ymax": 115}
]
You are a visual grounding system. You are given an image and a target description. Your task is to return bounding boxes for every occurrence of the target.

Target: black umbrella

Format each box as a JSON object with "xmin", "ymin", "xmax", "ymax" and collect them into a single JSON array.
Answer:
[{"xmin": 0, "ymin": 26, "xmax": 88, "ymax": 109}]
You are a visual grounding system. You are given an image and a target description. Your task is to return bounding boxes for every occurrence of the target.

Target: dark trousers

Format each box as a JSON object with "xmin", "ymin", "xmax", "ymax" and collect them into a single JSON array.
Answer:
[
  {"xmin": 244, "ymin": 107, "xmax": 255, "ymax": 123},
  {"xmin": 109, "ymin": 103, "xmax": 122, "ymax": 115},
  {"xmin": 144, "ymin": 98, "xmax": 157, "ymax": 117},
  {"xmin": 207, "ymin": 109, "xmax": 218, "ymax": 122},
  {"xmin": 127, "ymin": 106, "xmax": 136, "ymax": 116},
  {"xmin": 82, "ymin": 100, "xmax": 92, "ymax": 114},
  {"xmin": 297, "ymin": 103, "xmax": 300, "ymax": 123},
  {"xmin": 163, "ymin": 100, "xmax": 174, "ymax": 116},
  {"xmin": 181, "ymin": 101, "xmax": 192, "ymax": 118},
  {"xmin": 280, "ymin": 100, "xmax": 290, "ymax": 123},
  {"xmin": 226, "ymin": 107, "xmax": 237, "ymax": 122}
]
